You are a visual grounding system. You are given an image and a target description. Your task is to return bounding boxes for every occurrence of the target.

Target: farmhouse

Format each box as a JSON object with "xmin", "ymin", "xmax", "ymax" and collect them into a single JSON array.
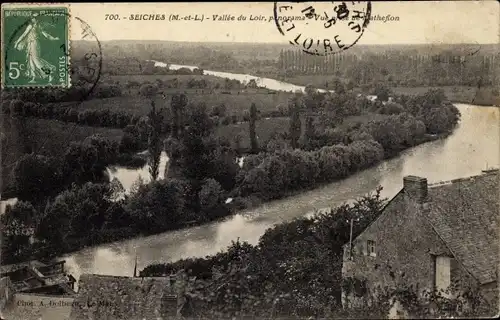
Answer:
[{"xmin": 342, "ymin": 169, "xmax": 499, "ymax": 317}]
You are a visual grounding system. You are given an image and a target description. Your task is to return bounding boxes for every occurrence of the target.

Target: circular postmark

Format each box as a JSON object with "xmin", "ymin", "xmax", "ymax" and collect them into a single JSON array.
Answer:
[
  {"xmin": 273, "ymin": 1, "xmax": 371, "ymax": 56},
  {"xmin": 4, "ymin": 9, "xmax": 102, "ymax": 101}
]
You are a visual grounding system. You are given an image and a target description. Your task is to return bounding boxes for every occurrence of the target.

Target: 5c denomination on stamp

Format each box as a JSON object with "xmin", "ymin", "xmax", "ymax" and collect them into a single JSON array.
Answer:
[
  {"xmin": 273, "ymin": 1, "xmax": 371, "ymax": 56},
  {"xmin": 2, "ymin": 5, "xmax": 70, "ymax": 88}
]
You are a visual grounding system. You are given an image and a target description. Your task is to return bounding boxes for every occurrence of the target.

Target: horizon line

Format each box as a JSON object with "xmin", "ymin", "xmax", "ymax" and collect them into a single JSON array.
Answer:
[{"xmin": 72, "ymin": 39, "xmax": 497, "ymax": 46}]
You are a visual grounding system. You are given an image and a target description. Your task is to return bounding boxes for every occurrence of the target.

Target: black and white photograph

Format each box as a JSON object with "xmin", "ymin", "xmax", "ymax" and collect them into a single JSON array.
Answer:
[{"xmin": 0, "ymin": 2, "xmax": 499, "ymax": 319}]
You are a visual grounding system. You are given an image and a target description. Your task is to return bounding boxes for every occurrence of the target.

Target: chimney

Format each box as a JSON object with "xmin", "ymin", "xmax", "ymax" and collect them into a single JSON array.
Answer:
[{"xmin": 403, "ymin": 175, "xmax": 428, "ymax": 204}]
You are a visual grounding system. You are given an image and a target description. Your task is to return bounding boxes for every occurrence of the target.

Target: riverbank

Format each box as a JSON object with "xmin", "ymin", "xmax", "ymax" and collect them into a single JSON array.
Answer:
[
  {"xmin": 279, "ymin": 75, "xmax": 498, "ymax": 106},
  {"xmin": 36, "ymin": 104, "xmax": 496, "ymax": 282},
  {"xmin": 21, "ymin": 128, "xmax": 448, "ymax": 264},
  {"xmin": 189, "ymin": 68, "xmax": 499, "ymax": 107},
  {"xmin": 1, "ymin": 65, "xmax": 466, "ymax": 269},
  {"xmin": 224, "ymin": 131, "xmax": 446, "ymax": 212}
]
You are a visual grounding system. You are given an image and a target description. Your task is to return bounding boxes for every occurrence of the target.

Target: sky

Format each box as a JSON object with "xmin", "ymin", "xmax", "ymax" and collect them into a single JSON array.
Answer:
[{"xmin": 3, "ymin": 1, "xmax": 499, "ymax": 44}]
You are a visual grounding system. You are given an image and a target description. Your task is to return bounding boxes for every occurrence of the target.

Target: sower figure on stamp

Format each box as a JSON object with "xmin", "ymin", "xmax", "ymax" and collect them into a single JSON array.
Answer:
[{"xmin": 13, "ymin": 13, "xmax": 59, "ymax": 83}]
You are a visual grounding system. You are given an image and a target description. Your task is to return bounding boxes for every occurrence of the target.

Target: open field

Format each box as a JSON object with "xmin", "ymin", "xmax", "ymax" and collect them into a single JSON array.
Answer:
[
  {"xmin": 217, "ymin": 117, "xmax": 290, "ymax": 149},
  {"xmin": 274, "ymin": 75, "xmax": 341, "ymax": 90},
  {"xmin": 392, "ymin": 86, "xmax": 499, "ymax": 106},
  {"xmin": 105, "ymin": 74, "xmax": 233, "ymax": 87},
  {"xmin": 216, "ymin": 112, "xmax": 389, "ymax": 149},
  {"xmin": 2, "ymin": 118, "xmax": 123, "ymax": 160},
  {"xmin": 65, "ymin": 90, "xmax": 291, "ymax": 117},
  {"xmin": 275, "ymin": 74, "xmax": 499, "ymax": 106}
]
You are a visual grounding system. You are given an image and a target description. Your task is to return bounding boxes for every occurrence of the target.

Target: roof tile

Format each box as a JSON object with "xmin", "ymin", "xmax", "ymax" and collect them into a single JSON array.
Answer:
[{"xmin": 426, "ymin": 170, "xmax": 499, "ymax": 284}]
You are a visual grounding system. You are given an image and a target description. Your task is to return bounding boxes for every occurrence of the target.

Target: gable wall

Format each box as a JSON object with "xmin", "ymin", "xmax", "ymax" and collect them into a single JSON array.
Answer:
[{"xmin": 341, "ymin": 191, "xmax": 476, "ymax": 307}]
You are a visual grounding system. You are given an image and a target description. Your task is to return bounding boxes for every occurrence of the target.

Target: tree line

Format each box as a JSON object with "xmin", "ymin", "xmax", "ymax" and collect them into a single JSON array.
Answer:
[{"xmin": 278, "ymin": 49, "xmax": 499, "ymax": 87}]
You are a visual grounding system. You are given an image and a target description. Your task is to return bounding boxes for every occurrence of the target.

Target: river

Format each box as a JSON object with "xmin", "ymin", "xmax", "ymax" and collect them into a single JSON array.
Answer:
[{"xmin": 7, "ymin": 65, "xmax": 500, "ymax": 282}]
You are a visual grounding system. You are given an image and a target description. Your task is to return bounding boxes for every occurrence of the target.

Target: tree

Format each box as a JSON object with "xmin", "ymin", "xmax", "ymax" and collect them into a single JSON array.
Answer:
[
  {"xmin": 247, "ymin": 79, "xmax": 258, "ymax": 89},
  {"xmin": 332, "ymin": 78, "xmax": 346, "ymax": 95},
  {"xmin": 124, "ymin": 179, "xmax": 190, "ymax": 232},
  {"xmin": 289, "ymin": 95, "xmax": 302, "ymax": 149},
  {"xmin": 321, "ymin": 93, "xmax": 345, "ymax": 126},
  {"xmin": 13, "ymin": 154, "xmax": 63, "ymax": 203},
  {"xmin": 139, "ymin": 83, "xmax": 158, "ymax": 97},
  {"xmin": 199, "ymin": 178, "xmax": 224, "ymax": 219},
  {"xmin": 372, "ymin": 83, "xmax": 392, "ymax": 102},
  {"xmin": 109, "ymin": 177, "xmax": 125, "ymax": 201},
  {"xmin": 0, "ymin": 201, "xmax": 37, "ymax": 263},
  {"xmin": 178, "ymin": 103, "xmax": 221, "ymax": 184},
  {"xmin": 164, "ymin": 136, "xmax": 184, "ymax": 165},
  {"xmin": 171, "ymin": 93, "xmax": 188, "ymax": 138},
  {"xmin": 147, "ymin": 100, "xmax": 164, "ymax": 181},
  {"xmin": 302, "ymin": 115, "xmax": 316, "ymax": 150},
  {"xmin": 249, "ymin": 103, "xmax": 259, "ymax": 153},
  {"xmin": 63, "ymin": 134, "xmax": 118, "ymax": 186},
  {"xmin": 210, "ymin": 103, "xmax": 227, "ymax": 117},
  {"xmin": 36, "ymin": 182, "xmax": 115, "ymax": 251}
]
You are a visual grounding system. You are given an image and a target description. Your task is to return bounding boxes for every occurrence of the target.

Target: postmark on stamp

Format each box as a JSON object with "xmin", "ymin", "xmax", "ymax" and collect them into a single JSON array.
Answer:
[
  {"xmin": 2, "ymin": 5, "xmax": 70, "ymax": 88},
  {"xmin": 273, "ymin": 1, "xmax": 371, "ymax": 56}
]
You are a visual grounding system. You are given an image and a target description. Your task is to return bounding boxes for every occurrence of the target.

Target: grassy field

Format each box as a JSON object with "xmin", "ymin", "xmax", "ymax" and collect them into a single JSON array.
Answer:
[
  {"xmin": 2, "ymin": 118, "xmax": 123, "ymax": 160},
  {"xmin": 269, "ymin": 74, "xmax": 499, "ymax": 106},
  {"xmin": 275, "ymin": 75, "xmax": 337, "ymax": 90},
  {"xmin": 216, "ymin": 112, "xmax": 388, "ymax": 149},
  {"xmin": 104, "ymin": 74, "xmax": 231, "ymax": 87},
  {"xmin": 68, "ymin": 90, "xmax": 292, "ymax": 117},
  {"xmin": 217, "ymin": 117, "xmax": 290, "ymax": 149},
  {"xmin": 392, "ymin": 86, "xmax": 499, "ymax": 106}
]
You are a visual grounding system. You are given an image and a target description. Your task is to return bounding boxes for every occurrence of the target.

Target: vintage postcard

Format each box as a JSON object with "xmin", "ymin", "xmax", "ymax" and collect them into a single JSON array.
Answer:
[{"xmin": 0, "ymin": 1, "xmax": 499, "ymax": 319}]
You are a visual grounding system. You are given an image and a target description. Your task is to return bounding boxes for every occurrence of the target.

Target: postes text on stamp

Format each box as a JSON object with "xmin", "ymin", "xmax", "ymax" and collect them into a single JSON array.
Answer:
[
  {"xmin": 2, "ymin": 6, "xmax": 70, "ymax": 88},
  {"xmin": 273, "ymin": 1, "xmax": 371, "ymax": 56}
]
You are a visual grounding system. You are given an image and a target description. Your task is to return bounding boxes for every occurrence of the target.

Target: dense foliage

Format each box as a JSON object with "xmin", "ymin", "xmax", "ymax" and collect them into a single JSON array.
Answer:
[
  {"xmin": 141, "ymin": 188, "xmax": 387, "ymax": 318},
  {"xmin": 1, "ymin": 85, "xmax": 461, "ymax": 264}
]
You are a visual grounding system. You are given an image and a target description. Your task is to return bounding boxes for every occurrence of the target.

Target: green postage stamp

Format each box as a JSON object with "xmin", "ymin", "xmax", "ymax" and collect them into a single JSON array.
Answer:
[{"xmin": 1, "ymin": 5, "xmax": 70, "ymax": 88}]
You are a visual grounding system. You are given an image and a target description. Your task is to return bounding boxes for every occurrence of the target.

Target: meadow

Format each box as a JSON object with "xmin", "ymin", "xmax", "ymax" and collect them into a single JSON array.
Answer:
[
  {"xmin": 104, "ymin": 74, "xmax": 230, "ymax": 87},
  {"xmin": 216, "ymin": 117, "xmax": 290, "ymax": 149},
  {"xmin": 216, "ymin": 112, "xmax": 389, "ymax": 149},
  {"xmin": 267, "ymin": 74, "xmax": 498, "ymax": 106},
  {"xmin": 391, "ymin": 86, "xmax": 499, "ymax": 106},
  {"xmin": 68, "ymin": 90, "xmax": 291, "ymax": 117}
]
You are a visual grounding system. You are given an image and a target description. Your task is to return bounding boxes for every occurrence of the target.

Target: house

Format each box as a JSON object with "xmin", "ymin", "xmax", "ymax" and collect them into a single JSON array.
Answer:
[
  {"xmin": 0, "ymin": 260, "xmax": 77, "ymax": 320},
  {"xmin": 342, "ymin": 169, "xmax": 499, "ymax": 317},
  {"xmin": 0, "ymin": 260, "xmax": 76, "ymax": 295},
  {"xmin": 69, "ymin": 274, "xmax": 187, "ymax": 320}
]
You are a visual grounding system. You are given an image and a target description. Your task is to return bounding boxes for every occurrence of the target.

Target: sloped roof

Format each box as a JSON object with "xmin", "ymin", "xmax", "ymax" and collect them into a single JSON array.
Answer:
[
  {"xmin": 426, "ymin": 170, "xmax": 499, "ymax": 284},
  {"xmin": 1, "ymin": 293, "xmax": 73, "ymax": 320},
  {"xmin": 0, "ymin": 260, "xmax": 46, "ymax": 275},
  {"xmin": 69, "ymin": 274, "xmax": 177, "ymax": 320}
]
